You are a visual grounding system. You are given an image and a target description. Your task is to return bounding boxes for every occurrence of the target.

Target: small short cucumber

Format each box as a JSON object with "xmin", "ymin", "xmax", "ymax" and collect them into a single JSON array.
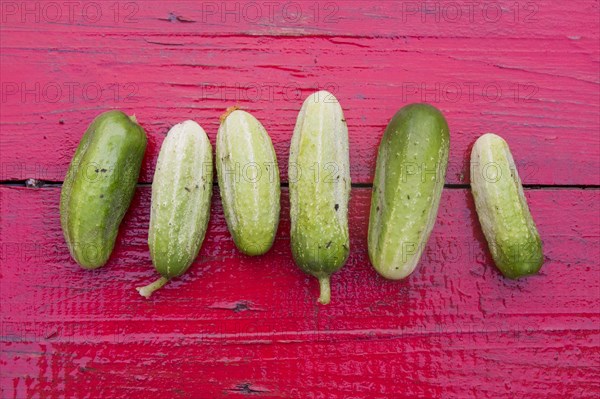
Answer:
[
  {"xmin": 470, "ymin": 133, "xmax": 543, "ymax": 279},
  {"xmin": 289, "ymin": 91, "xmax": 350, "ymax": 305},
  {"xmin": 60, "ymin": 110, "xmax": 147, "ymax": 269},
  {"xmin": 137, "ymin": 120, "xmax": 213, "ymax": 298},
  {"xmin": 368, "ymin": 103, "xmax": 449, "ymax": 280},
  {"xmin": 216, "ymin": 108, "xmax": 280, "ymax": 255}
]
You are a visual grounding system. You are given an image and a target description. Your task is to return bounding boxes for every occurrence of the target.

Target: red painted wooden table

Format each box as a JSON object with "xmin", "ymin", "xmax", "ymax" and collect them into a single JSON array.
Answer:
[{"xmin": 1, "ymin": 1, "xmax": 599, "ymax": 398}]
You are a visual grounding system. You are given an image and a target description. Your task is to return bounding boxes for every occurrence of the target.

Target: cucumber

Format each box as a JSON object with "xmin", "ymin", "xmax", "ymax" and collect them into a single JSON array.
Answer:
[
  {"xmin": 60, "ymin": 110, "xmax": 147, "ymax": 269},
  {"xmin": 470, "ymin": 133, "xmax": 543, "ymax": 279},
  {"xmin": 137, "ymin": 120, "xmax": 213, "ymax": 298},
  {"xmin": 216, "ymin": 108, "xmax": 280, "ymax": 255},
  {"xmin": 289, "ymin": 91, "xmax": 350, "ymax": 305},
  {"xmin": 368, "ymin": 103, "xmax": 449, "ymax": 280}
]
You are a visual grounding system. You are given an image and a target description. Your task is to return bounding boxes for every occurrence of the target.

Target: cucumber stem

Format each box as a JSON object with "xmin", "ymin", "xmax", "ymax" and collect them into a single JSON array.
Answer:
[
  {"xmin": 219, "ymin": 106, "xmax": 240, "ymax": 123},
  {"xmin": 136, "ymin": 277, "xmax": 169, "ymax": 299},
  {"xmin": 317, "ymin": 276, "xmax": 331, "ymax": 305}
]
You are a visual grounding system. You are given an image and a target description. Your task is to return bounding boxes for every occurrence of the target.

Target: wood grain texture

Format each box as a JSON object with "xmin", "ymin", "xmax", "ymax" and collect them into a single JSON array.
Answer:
[
  {"xmin": 1, "ymin": 1, "xmax": 599, "ymax": 185},
  {"xmin": 1, "ymin": 1, "xmax": 598, "ymax": 38},
  {"xmin": 1, "ymin": 186, "xmax": 599, "ymax": 398},
  {"xmin": 1, "ymin": 1, "xmax": 599, "ymax": 398}
]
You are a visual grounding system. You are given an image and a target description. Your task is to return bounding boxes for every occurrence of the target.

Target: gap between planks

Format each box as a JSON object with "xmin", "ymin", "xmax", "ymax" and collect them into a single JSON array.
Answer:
[{"xmin": 0, "ymin": 181, "xmax": 599, "ymax": 190}]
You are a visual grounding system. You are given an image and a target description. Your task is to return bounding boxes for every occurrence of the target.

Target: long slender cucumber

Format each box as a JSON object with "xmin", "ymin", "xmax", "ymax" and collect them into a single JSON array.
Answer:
[
  {"xmin": 289, "ymin": 90, "xmax": 350, "ymax": 305},
  {"xmin": 470, "ymin": 133, "xmax": 543, "ymax": 279},
  {"xmin": 137, "ymin": 120, "xmax": 213, "ymax": 298},
  {"xmin": 60, "ymin": 110, "xmax": 147, "ymax": 269},
  {"xmin": 368, "ymin": 103, "xmax": 449, "ymax": 280}
]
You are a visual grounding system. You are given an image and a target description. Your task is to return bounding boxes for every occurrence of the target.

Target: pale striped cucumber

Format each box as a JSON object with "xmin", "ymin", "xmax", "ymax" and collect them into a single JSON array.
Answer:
[
  {"xmin": 216, "ymin": 108, "xmax": 280, "ymax": 255},
  {"xmin": 470, "ymin": 133, "xmax": 543, "ymax": 279},
  {"xmin": 137, "ymin": 120, "xmax": 213, "ymax": 298},
  {"xmin": 60, "ymin": 110, "xmax": 147, "ymax": 269},
  {"xmin": 289, "ymin": 91, "xmax": 350, "ymax": 305},
  {"xmin": 368, "ymin": 104, "xmax": 449, "ymax": 280}
]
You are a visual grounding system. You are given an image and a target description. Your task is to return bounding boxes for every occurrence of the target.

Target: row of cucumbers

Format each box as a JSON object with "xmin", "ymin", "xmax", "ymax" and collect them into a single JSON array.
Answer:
[{"xmin": 60, "ymin": 91, "xmax": 544, "ymax": 304}]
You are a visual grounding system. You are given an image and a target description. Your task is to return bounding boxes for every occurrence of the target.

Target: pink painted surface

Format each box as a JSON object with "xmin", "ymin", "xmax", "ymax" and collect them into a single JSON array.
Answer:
[
  {"xmin": 1, "ymin": 1, "xmax": 599, "ymax": 398},
  {"xmin": 1, "ymin": 2, "xmax": 599, "ymax": 185}
]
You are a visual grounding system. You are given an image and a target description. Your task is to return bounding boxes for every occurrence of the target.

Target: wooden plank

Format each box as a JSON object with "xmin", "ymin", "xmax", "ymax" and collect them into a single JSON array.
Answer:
[
  {"xmin": 1, "ymin": 186, "xmax": 599, "ymax": 398},
  {"xmin": 1, "ymin": 1, "xmax": 598, "ymax": 39},
  {"xmin": 1, "ymin": 1, "xmax": 599, "ymax": 398},
  {"xmin": 2, "ymin": 329, "xmax": 599, "ymax": 399},
  {"xmin": 1, "ymin": 11, "xmax": 599, "ymax": 185}
]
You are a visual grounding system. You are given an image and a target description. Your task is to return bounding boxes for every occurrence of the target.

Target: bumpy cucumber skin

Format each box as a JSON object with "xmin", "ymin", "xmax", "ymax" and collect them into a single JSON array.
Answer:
[
  {"xmin": 60, "ymin": 110, "xmax": 147, "ymax": 269},
  {"xmin": 470, "ymin": 133, "xmax": 543, "ymax": 279},
  {"xmin": 368, "ymin": 103, "xmax": 449, "ymax": 280},
  {"xmin": 148, "ymin": 121, "xmax": 213, "ymax": 279},
  {"xmin": 289, "ymin": 91, "xmax": 350, "ymax": 304},
  {"xmin": 216, "ymin": 110, "xmax": 280, "ymax": 256}
]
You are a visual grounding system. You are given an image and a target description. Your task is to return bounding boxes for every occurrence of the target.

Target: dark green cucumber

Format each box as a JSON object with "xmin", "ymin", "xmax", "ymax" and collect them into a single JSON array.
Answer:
[
  {"xmin": 60, "ymin": 110, "xmax": 147, "ymax": 269},
  {"xmin": 368, "ymin": 103, "xmax": 449, "ymax": 280},
  {"xmin": 470, "ymin": 133, "xmax": 543, "ymax": 279}
]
